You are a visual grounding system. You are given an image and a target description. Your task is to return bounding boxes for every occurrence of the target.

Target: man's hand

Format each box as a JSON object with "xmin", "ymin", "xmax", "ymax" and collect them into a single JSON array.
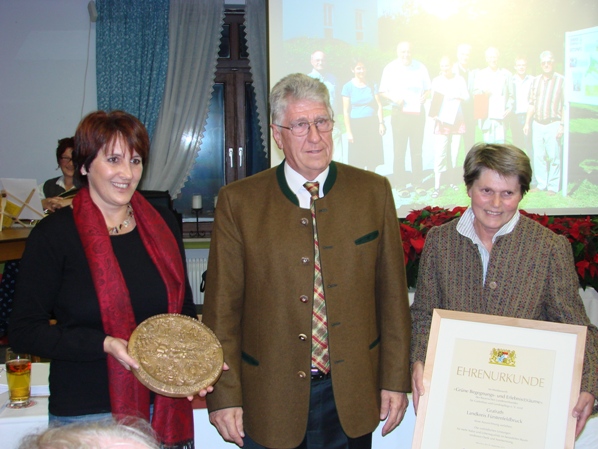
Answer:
[
  {"xmin": 103, "ymin": 336, "xmax": 138, "ymax": 371},
  {"xmin": 379, "ymin": 390, "xmax": 408, "ymax": 436},
  {"xmin": 573, "ymin": 391, "xmax": 595, "ymax": 437},
  {"xmin": 209, "ymin": 406, "xmax": 245, "ymax": 447},
  {"xmin": 411, "ymin": 361, "xmax": 425, "ymax": 414}
]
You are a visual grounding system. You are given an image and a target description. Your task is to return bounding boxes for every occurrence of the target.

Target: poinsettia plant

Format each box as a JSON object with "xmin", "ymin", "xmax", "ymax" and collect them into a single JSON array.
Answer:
[{"xmin": 399, "ymin": 206, "xmax": 598, "ymax": 291}]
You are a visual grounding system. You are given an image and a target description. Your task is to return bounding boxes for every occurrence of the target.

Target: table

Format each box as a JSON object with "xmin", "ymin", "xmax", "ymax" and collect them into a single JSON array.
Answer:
[
  {"xmin": 0, "ymin": 392, "xmax": 414, "ymax": 449},
  {"xmin": 1, "ymin": 387, "xmax": 596, "ymax": 448},
  {"xmin": 0, "ymin": 228, "xmax": 30, "ymax": 262},
  {"xmin": 0, "ymin": 392, "xmax": 48, "ymax": 447}
]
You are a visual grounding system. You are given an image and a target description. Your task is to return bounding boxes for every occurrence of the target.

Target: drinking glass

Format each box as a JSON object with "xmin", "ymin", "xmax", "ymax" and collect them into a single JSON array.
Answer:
[{"xmin": 5, "ymin": 348, "xmax": 35, "ymax": 408}]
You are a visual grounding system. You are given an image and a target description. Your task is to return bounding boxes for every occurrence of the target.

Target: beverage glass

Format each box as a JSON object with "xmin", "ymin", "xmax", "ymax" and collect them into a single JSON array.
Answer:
[{"xmin": 5, "ymin": 348, "xmax": 35, "ymax": 408}]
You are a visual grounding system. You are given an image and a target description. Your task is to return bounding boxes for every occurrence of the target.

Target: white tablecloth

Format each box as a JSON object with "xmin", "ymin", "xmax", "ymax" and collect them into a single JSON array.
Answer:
[{"xmin": 0, "ymin": 396, "xmax": 413, "ymax": 449}]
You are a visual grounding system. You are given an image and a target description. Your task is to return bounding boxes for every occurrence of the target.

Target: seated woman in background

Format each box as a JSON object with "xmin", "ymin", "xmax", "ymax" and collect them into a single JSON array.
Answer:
[
  {"xmin": 40, "ymin": 136, "xmax": 78, "ymax": 213},
  {"xmin": 410, "ymin": 143, "xmax": 598, "ymax": 439},
  {"xmin": 9, "ymin": 110, "xmax": 210, "ymax": 448}
]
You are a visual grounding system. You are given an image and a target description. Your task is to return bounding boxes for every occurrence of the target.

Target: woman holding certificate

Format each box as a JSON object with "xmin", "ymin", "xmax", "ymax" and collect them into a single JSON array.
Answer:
[
  {"xmin": 410, "ymin": 143, "xmax": 598, "ymax": 440},
  {"xmin": 9, "ymin": 111, "xmax": 210, "ymax": 448}
]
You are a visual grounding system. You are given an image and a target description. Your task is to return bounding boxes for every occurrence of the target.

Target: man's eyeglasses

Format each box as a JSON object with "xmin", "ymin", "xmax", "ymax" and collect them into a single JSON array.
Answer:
[
  {"xmin": 274, "ymin": 118, "xmax": 334, "ymax": 137},
  {"xmin": 60, "ymin": 157, "xmax": 72, "ymax": 163}
]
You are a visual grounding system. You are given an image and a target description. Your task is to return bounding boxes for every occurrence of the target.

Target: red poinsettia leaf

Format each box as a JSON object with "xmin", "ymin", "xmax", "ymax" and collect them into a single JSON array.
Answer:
[
  {"xmin": 410, "ymin": 236, "xmax": 426, "ymax": 253},
  {"xmin": 577, "ymin": 260, "xmax": 589, "ymax": 278}
]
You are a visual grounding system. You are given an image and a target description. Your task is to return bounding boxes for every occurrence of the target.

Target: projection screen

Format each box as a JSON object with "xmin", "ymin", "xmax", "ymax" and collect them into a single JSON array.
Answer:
[{"xmin": 268, "ymin": 0, "xmax": 598, "ymax": 216}]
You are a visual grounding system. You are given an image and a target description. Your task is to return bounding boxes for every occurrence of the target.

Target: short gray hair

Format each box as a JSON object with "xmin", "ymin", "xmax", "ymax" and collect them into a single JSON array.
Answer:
[
  {"xmin": 463, "ymin": 143, "xmax": 532, "ymax": 195},
  {"xmin": 540, "ymin": 50, "xmax": 554, "ymax": 62},
  {"xmin": 270, "ymin": 73, "xmax": 333, "ymax": 125},
  {"xmin": 18, "ymin": 418, "xmax": 160, "ymax": 449}
]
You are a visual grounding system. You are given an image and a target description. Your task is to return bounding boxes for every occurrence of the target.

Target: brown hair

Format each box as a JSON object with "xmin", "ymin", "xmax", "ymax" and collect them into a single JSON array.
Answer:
[
  {"xmin": 55, "ymin": 137, "xmax": 75, "ymax": 164},
  {"xmin": 463, "ymin": 143, "xmax": 532, "ymax": 195},
  {"xmin": 73, "ymin": 110, "xmax": 149, "ymax": 187}
]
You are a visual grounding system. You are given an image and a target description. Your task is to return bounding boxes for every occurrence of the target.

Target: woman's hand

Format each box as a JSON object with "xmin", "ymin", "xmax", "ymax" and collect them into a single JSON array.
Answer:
[
  {"xmin": 411, "ymin": 360, "xmax": 425, "ymax": 414},
  {"xmin": 187, "ymin": 362, "xmax": 230, "ymax": 401},
  {"xmin": 103, "ymin": 336, "xmax": 139, "ymax": 371},
  {"xmin": 42, "ymin": 196, "xmax": 73, "ymax": 213},
  {"xmin": 379, "ymin": 123, "xmax": 386, "ymax": 136}
]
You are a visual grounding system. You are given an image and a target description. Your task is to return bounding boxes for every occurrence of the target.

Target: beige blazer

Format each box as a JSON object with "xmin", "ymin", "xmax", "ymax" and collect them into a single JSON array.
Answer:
[{"xmin": 203, "ymin": 162, "xmax": 411, "ymax": 448}]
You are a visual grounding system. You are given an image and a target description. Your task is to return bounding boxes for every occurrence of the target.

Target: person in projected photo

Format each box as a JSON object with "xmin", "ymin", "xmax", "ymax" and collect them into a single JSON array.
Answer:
[
  {"xmin": 379, "ymin": 41, "xmax": 431, "ymax": 198},
  {"xmin": 341, "ymin": 58, "xmax": 385, "ymax": 171},
  {"xmin": 523, "ymin": 50, "xmax": 565, "ymax": 195},
  {"xmin": 410, "ymin": 143, "xmax": 598, "ymax": 439},
  {"xmin": 203, "ymin": 73, "xmax": 411, "ymax": 449},
  {"xmin": 452, "ymin": 43, "xmax": 477, "ymax": 151},
  {"xmin": 39, "ymin": 137, "xmax": 78, "ymax": 213},
  {"xmin": 308, "ymin": 50, "xmax": 344, "ymax": 164},
  {"xmin": 473, "ymin": 47, "xmax": 514, "ymax": 143},
  {"xmin": 509, "ymin": 56, "xmax": 534, "ymax": 159},
  {"xmin": 429, "ymin": 55, "xmax": 469, "ymax": 198},
  {"xmin": 9, "ymin": 110, "xmax": 218, "ymax": 448}
]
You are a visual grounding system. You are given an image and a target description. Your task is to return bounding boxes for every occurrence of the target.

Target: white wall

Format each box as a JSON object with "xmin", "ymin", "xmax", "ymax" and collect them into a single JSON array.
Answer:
[{"xmin": 0, "ymin": 0, "xmax": 97, "ymax": 185}]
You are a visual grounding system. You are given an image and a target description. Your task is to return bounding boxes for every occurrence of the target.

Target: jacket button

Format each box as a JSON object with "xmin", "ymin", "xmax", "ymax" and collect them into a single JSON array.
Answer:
[
  {"xmin": 300, "ymin": 217, "xmax": 309, "ymax": 226},
  {"xmin": 297, "ymin": 371, "xmax": 307, "ymax": 379},
  {"xmin": 298, "ymin": 333, "xmax": 307, "ymax": 341},
  {"xmin": 489, "ymin": 281, "xmax": 498, "ymax": 290},
  {"xmin": 299, "ymin": 295, "xmax": 309, "ymax": 303},
  {"xmin": 301, "ymin": 257, "xmax": 310, "ymax": 264}
]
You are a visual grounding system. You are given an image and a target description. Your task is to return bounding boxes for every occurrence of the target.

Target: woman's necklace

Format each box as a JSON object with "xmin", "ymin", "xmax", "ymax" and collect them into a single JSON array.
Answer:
[{"xmin": 107, "ymin": 204, "xmax": 134, "ymax": 235}]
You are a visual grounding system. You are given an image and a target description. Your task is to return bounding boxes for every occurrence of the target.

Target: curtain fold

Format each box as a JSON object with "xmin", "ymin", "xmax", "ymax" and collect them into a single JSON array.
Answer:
[
  {"xmin": 141, "ymin": 0, "xmax": 225, "ymax": 195},
  {"xmin": 245, "ymin": 0, "xmax": 269, "ymax": 156},
  {"xmin": 96, "ymin": 0, "xmax": 169, "ymax": 141}
]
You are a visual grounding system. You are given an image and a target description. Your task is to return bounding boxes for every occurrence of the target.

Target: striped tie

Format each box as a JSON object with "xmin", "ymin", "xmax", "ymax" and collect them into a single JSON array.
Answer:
[{"xmin": 303, "ymin": 181, "xmax": 330, "ymax": 374}]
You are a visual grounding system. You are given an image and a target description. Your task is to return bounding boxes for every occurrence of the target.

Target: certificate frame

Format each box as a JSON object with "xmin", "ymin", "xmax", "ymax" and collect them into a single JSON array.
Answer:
[{"xmin": 412, "ymin": 309, "xmax": 587, "ymax": 449}]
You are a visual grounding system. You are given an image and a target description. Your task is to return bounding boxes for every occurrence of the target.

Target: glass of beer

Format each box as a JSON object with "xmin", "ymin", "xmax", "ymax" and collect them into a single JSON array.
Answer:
[{"xmin": 5, "ymin": 348, "xmax": 35, "ymax": 408}]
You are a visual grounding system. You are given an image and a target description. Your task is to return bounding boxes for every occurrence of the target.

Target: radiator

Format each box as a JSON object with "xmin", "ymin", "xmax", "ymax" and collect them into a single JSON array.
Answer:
[{"xmin": 186, "ymin": 257, "xmax": 208, "ymax": 305}]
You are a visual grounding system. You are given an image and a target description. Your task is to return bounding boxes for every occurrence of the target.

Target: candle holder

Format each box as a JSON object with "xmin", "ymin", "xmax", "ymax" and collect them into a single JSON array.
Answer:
[{"xmin": 188, "ymin": 207, "xmax": 205, "ymax": 238}]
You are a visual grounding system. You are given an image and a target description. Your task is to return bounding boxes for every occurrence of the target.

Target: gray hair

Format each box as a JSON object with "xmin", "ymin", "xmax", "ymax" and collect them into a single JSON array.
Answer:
[
  {"xmin": 540, "ymin": 50, "xmax": 554, "ymax": 62},
  {"xmin": 270, "ymin": 73, "xmax": 333, "ymax": 125},
  {"xmin": 18, "ymin": 418, "xmax": 160, "ymax": 449},
  {"xmin": 463, "ymin": 143, "xmax": 532, "ymax": 195}
]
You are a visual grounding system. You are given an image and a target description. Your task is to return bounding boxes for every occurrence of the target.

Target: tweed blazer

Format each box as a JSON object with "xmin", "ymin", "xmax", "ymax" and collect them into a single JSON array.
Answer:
[
  {"xmin": 411, "ymin": 214, "xmax": 598, "ymax": 411},
  {"xmin": 203, "ymin": 161, "xmax": 411, "ymax": 448}
]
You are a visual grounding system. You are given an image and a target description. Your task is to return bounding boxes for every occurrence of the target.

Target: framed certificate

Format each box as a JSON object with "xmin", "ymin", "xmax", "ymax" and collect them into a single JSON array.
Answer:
[{"xmin": 412, "ymin": 309, "xmax": 587, "ymax": 449}]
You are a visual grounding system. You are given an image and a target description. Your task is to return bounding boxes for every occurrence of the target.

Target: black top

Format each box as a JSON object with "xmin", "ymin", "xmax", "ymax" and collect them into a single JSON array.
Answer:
[
  {"xmin": 42, "ymin": 177, "xmax": 66, "ymax": 198},
  {"xmin": 8, "ymin": 205, "xmax": 196, "ymax": 416}
]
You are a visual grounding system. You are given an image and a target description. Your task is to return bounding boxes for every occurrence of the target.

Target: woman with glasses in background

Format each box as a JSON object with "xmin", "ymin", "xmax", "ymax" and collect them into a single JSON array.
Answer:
[{"xmin": 39, "ymin": 137, "xmax": 78, "ymax": 213}]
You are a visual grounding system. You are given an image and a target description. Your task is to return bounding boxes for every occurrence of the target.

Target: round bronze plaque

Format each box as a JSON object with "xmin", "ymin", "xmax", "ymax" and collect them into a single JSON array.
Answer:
[{"xmin": 128, "ymin": 314, "xmax": 223, "ymax": 398}]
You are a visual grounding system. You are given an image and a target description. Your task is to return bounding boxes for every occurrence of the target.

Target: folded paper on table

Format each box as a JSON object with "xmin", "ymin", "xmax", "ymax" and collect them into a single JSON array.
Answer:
[{"xmin": 0, "ymin": 178, "xmax": 44, "ymax": 229}]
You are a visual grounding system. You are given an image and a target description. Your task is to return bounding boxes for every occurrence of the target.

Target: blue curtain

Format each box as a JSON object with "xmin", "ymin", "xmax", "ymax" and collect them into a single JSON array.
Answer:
[{"xmin": 95, "ymin": 0, "xmax": 169, "ymax": 141}]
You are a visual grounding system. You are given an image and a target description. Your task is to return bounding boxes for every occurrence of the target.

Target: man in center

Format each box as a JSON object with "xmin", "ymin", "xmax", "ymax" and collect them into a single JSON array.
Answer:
[{"xmin": 203, "ymin": 73, "xmax": 411, "ymax": 449}]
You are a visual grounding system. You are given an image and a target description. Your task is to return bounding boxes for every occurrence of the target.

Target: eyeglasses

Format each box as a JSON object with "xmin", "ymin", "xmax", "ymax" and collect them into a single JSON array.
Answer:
[
  {"xmin": 274, "ymin": 118, "xmax": 334, "ymax": 137},
  {"xmin": 60, "ymin": 157, "xmax": 72, "ymax": 163}
]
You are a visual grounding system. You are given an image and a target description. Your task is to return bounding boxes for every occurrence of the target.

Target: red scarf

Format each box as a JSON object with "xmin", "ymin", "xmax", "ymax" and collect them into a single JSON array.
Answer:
[{"xmin": 73, "ymin": 187, "xmax": 193, "ymax": 448}]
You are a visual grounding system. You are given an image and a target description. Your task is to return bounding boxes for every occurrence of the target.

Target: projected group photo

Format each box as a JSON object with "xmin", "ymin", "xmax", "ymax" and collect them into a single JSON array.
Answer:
[{"xmin": 268, "ymin": 0, "xmax": 598, "ymax": 216}]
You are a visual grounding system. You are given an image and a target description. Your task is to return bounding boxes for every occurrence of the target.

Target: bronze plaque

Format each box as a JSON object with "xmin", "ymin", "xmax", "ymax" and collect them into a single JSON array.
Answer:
[{"xmin": 128, "ymin": 314, "xmax": 223, "ymax": 398}]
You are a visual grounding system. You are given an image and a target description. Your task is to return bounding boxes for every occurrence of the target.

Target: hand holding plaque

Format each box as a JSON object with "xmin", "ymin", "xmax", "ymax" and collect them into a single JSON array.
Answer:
[{"xmin": 128, "ymin": 314, "xmax": 224, "ymax": 398}]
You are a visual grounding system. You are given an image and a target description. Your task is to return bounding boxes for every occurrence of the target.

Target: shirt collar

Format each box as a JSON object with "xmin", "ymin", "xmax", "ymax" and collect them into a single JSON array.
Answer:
[
  {"xmin": 457, "ymin": 207, "xmax": 520, "ymax": 244},
  {"xmin": 284, "ymin": 162, "xmax": 329, "ymax": 199}
]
